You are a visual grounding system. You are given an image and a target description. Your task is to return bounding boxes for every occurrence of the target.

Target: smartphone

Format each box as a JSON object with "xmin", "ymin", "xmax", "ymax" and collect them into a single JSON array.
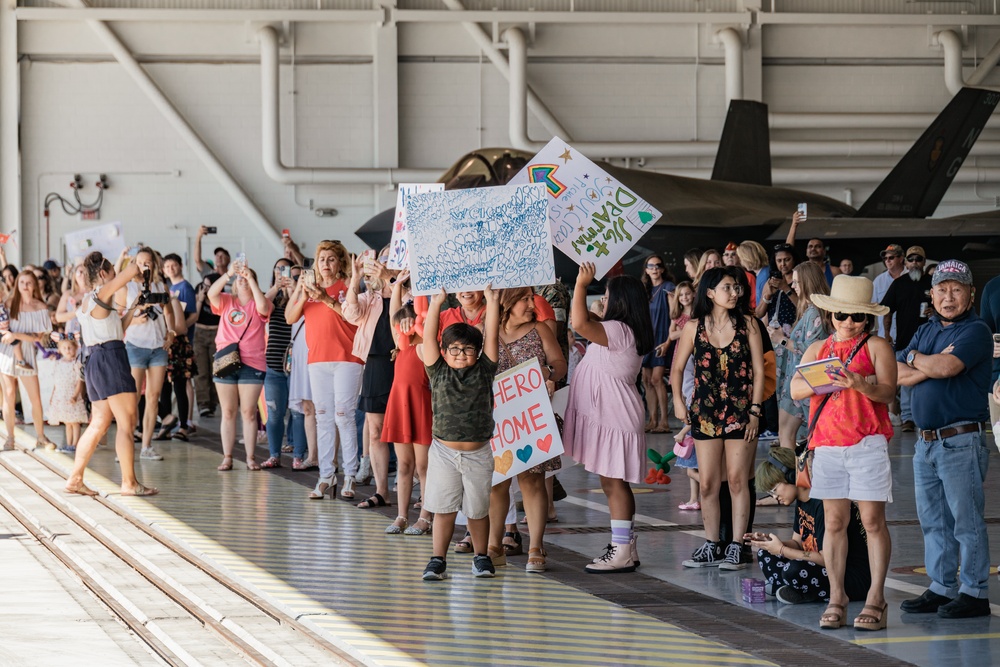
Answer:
[
  {"xmin": 993, "ymin": 333, "xmax": 1000, "ymax": 344},
  {"xmin": 205, "ymin": 226, "xmax": 217, "ymax": 234},
  {"xmin": 127, "ymin": 246, "xmax": 140, "ymax": 258},
  {"xmin": 361, "ymin": 249, "xmax": 377, "ymax": 275},
  {"xmin": 301, "ymin": 269, "xmax": 316, "ymax": 287},
  {"xmin": 743, "ymin": 532, "xmax": 768, "ymax": 543},
  {"xmin": 282, "ymin": 228, "xmax": 290, "ymax": 239},
  {"xmin": 281, "ymin": 265, "xmax": 291, "ymax": 279},
  {"xmin": 797, "ymin": 202, "xmax": 808, "ymax": 221}
]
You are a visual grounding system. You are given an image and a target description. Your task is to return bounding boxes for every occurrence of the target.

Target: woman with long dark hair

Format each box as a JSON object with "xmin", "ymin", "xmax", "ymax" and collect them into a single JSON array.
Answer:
[
  {"xmin": 64, "ymin": 250, "xmax": 156, "ymax": 497},
  {"xmin": 564, "ymin": 262, "xmax": 654, "ymax": 573},
  {"xmin": 260, "ymin": 257, "xmax": 300, "ymax": 468},
  {"xmin": 671, "ymin": 266, "xmax": 765, "ymax": 571},
  {"xmin": 639, "ymin": 253, "xmax": 674, "ymax": 433}
]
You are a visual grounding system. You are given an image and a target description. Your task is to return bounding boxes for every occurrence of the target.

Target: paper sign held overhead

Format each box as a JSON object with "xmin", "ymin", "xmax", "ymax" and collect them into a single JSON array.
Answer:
[
  {"xmin": 386, "ymin": 182, "xmax": 445, "ymax": 270},
  {"xmin": 405, "ymin": 183, "xmax": 555, "ymax": 296},
  {"xmin": 63, "ymin": 221, "xmax": 126, "ymax": 267},
  {"xmin": 509, "ymin": 137, "xmax": 662, "ymax": 280},
  {"xmin": 490, "ymin": 358, "xmax": 564, "ymax": 485}
]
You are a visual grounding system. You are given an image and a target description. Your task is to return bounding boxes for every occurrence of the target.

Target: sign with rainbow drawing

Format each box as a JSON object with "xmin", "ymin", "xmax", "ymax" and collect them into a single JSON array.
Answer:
[
  {"xmin": 489, "ymin": 358, "xmax": 564, "ymax": 485},
  {"xmin": 509, "ymin": 137, "xmax": 662, "ymax": 280},
  {"xmin": 386, "ymin": 182, "xmax": 445, "ymax": 270}
]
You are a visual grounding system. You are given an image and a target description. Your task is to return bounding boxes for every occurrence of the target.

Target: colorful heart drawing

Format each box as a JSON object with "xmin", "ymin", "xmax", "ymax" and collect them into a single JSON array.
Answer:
[
  {"xmin": 494, "ymin": 450, "xmax": 514, "ymax": 475},
  {"xmin": 536, "ymin": 434, "xmax": 553, "ymax": 453},
  {"xmin": 516, "ymin": 446, "xmax": 533, "ymax": 464},
  {"xmin": 638, "ymin": 210, "xmax": 654, "ymax": 224}
]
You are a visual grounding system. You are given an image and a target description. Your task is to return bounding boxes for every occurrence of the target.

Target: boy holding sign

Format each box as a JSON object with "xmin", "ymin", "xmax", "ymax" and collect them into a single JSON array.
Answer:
[{"xmin": 421, "ymin": 285, "xmax": 501, "ymax": 581}]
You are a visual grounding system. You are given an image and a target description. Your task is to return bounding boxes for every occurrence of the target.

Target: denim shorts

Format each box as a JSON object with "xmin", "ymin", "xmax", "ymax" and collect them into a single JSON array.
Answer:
[
  {"xmin": 811, "ymin": 434, "xmax": 893, "ymax": 503},
  {"xmin": 213, "ymin": 364, "xmax": 266, "ymax": 386},
  {"xmin": 125, "ymin": 342, "xmax": 168, "ymax": 369}
]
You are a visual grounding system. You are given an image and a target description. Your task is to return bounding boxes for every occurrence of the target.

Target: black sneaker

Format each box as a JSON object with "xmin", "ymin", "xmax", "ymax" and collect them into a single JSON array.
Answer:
[
  {"xmin": 472, "ymin": 554, "xmax": 496, "ymax": 578},
  {"xmin": 682, "ymin": 540, "xmax": 723, "ymax": 568},
  {"xmin": 937, "ymin": 593, "xmax": 990, "ymax": 619},
  {"xmin": 422, "ymin": 557, "xmax": 447, "ymax": 581},
  {"xmin": 900, "ymin": 589, "xmax": 952, "ymax": 614},
  {"xmin": 718, "ymin": 541, "xmax": 751, "ymax": 571},
  {"xmin": 776, "ymin": 585, "xmax": 820, "ymax": 605}
]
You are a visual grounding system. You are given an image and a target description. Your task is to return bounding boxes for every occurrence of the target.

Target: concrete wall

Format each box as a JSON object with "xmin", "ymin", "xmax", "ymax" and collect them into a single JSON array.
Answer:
[{"xmin": 11, "ymin": 11, "xmax": 1000, "ymax": 276}]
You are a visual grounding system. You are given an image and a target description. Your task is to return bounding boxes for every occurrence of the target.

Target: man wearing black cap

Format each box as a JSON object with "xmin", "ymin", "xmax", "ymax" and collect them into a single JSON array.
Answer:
[
  {"xmin": 43, "ymin": 259, "xmax": 61, "ymax": 288},
  {"xmin": 896, "ymin": 259, "xmax": 993, "ymax": 619},
  {"xmin": 881, "ymin": 246, "xmax": 933, "ymax": 431},
  {"xmin": 194, "ymin": 225, "xmax": 231, "ymax": 278},
  {"xmin": 872, "ymin": 244, "xmax": 905, "ymax": 342}
]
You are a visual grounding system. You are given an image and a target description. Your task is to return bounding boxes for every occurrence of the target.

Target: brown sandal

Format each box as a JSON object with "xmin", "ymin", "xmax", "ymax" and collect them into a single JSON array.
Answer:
[
  {"xmin": 819, "ymin": 603, "xmax": 847, "ymax": 629},
  {"xmin": 525, "ymin": 548, "xmax": 547, "ymax": 573},
  {"xmin": 854, "ymin": 602, "xmax": 888, "ymax": 631}
]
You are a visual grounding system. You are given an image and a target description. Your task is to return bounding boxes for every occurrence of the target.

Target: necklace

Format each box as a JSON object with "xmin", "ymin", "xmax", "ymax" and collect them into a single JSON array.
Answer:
[{"xmin": 709, "ymin": 315, "xmax": 731, "ymax": 334}]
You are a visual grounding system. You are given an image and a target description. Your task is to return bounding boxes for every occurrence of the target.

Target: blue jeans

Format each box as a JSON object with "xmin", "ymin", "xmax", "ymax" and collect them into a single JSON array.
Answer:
[
  {"xmin": 264, "ymin": 368, "xmax": 294, "ymax": 459},
  {"xmin": 900, "ymin": 385, "xmax": 913, "ymax": 423},
  {"xmin": 913, "ymin": 427, "xmax": 991, "ymax": 599}
]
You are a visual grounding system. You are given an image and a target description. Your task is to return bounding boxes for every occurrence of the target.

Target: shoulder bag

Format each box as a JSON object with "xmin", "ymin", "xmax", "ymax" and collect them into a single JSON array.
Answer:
[
  {"xmin": 795, "ymin": 333, "xmax": 872, "ymax": 489},
  {"xmin": 212, "ymin": 316, "xmax": 252, "ymax": 379},
  {"xmin": 283, "ymin": 322, "xmax": 304, "ymax": 375}
]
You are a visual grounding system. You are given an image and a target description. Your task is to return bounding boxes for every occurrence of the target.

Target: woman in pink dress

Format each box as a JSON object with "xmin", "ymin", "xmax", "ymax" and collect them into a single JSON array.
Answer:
[{"xmin": 564, "ymin": 262, "xmax": 654, "ymax": 574}]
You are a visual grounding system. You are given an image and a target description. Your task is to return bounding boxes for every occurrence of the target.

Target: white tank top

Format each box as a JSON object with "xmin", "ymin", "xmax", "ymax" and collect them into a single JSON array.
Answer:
[
  {"xmin": 78, "ymin": 290, "xmax": 124, "ymax": 345},
  {"xmin": 123, "ymin": 280, "xmax": 167, "ymax": 349}
]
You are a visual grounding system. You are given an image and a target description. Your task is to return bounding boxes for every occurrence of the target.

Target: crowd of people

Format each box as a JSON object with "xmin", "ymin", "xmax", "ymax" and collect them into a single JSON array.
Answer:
[{"xmin": 1, "ymin": 213, "xmax": 997, "ymax": 626}]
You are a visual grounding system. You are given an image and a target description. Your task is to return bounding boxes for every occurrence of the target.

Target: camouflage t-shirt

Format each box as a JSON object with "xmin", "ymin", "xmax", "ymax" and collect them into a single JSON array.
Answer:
[{"xmin": 425, "ymin": 354, "xmax": 498, "ymax": 443}]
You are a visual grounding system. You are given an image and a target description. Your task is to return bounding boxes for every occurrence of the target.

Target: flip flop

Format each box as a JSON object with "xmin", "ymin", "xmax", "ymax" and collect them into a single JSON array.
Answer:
[
  {"xmin": 65, "ymin": 483, "xmax": 98, "ymax": 497},
  {"xmin": 122, "ymin": 483, "xmax": 159, "ymax": 497}
]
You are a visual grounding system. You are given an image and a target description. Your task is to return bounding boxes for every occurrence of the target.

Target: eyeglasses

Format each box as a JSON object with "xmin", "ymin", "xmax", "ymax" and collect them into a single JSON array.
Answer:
[
  {"xmin": 645, "ymin": 263, "xmax": 663, "ymax": 269},
  {"xmin": 833, "ymin": 312, "xmax": 867, "ymax": 323},
  {"xmin": 715, "ymin": 284, "xmax": 744, "ymax": 295},
  {"xmin": 906, "ymin": 255, "xmax": 925, "ymax": 263},
  {"xmin": 766, "ymin": 489, "xmax": 779, "ymax": 499},
  {"xmin": 290, "ymin": 274, "xmax": 301, "ymax": 281},
  {"xmin": 445, "ymin": 346, "xmax": 478, "ymax": 357},
  {"xmin": 773, "ymin": 243, "xmax": 794, "ymax": 252},
  {"xmin": 883, "ymin": 254, "xmax": 901, "ymax": 260}
]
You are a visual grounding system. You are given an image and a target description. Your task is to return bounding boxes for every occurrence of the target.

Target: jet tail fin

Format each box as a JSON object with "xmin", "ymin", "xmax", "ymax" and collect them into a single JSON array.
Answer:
[
  {"xmin": 711, "ymin": 100, "xmax": 772, "ymax": 186},
  {"xmin": 856, "ymin": 87, "xmax": 1000, "ymax": 218}
]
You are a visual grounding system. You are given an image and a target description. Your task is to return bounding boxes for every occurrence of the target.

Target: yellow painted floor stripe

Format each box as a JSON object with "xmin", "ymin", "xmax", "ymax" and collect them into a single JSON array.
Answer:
[{"xmin": 854, "ymin": 631, "xmax": 1000, "ymax": 645}]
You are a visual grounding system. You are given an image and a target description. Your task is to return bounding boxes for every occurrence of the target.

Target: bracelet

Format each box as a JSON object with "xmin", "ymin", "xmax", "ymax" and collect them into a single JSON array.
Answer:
[
  {"xmin": 762, "ymin": 296, "xmax": 771, "ymax": 304},
  {"xmin": 802, "ymin": 549, "xmax": 810, "ymax": 560},
  {"xmin": 778, "ymin": 545, "xmax": 785, "ymax": 558}
]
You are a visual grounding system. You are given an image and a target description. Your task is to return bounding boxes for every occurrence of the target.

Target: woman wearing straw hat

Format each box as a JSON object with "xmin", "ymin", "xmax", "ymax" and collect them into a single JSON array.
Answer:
[{"xmin": 790, "ymin": 275, "xmax": 897, "ymax": 632}]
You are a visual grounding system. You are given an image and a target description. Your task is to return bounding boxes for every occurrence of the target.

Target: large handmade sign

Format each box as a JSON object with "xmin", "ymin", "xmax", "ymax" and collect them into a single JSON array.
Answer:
[
  {"xmin": 489, "ymin": 358, "xmax": 564, "ymax": 485},
  {"xmin": 63, "ymin": 221, "xmax": 126, "ymax": 267},
  {"xmin": 406, "ymin": 183, "xmax": 554, "ymax": 296},
  {"xmin": 509, "ymin": 137, "xmax": 662, "ymax": 279},
  {"xmin": 385, "ymin": 182, "xmax": 445, "ymax": 270}
]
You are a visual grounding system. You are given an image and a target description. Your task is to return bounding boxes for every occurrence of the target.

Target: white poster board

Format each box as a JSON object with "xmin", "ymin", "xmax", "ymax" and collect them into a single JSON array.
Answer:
[
  {"xmin": 406, "ymin": 183, "xmax": 555, "ymax": 296},
  {"xmin": 62, "ymin": 221, "xmax": 126, "ymax": 267},
  {"xmin": 509, "ymin": 138, "xmax": 662, "ymax": 279},
  {"xmin": 490, "ymin": 358, "xmax": 565, "ymax": 485},
  {"xmin": 386, "ymin": 182, "xmax": 445, "ymax": 270}
]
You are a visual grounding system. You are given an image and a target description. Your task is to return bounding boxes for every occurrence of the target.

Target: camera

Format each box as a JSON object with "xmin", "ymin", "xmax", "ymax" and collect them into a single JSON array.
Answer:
[{"xmin": 137, "ymin": 269, "xmax": 169, "ymax": 320}]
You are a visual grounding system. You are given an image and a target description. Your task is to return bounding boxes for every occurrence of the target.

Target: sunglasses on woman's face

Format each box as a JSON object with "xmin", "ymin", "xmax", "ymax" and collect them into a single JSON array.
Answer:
[
  {"xmin": 833, "ymin": 312, "xmax": 866, "ymax": 323},
  {"xmin": 646, "ymin": 263, "xmax": 663, "ymax": 269}
]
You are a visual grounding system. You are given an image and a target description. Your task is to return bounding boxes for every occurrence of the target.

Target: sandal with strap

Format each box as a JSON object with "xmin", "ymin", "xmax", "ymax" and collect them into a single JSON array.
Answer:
[
  {"xmin": 246, "ymin": 459, "xmax": 262, "ymax": 471},
  {"xmin": 453, "ymin": 531, "xmax": 474, "ymax": 554},
  {"xmin": 525, "ymin": 547, "xmax": 547, "ymax": 573},
  {"xmin": 819, "ymin": 603, "xmax": 847, "ymax": 629},
  {"xmin": 309, "ymin": 477, "xmax": 336, "ymax": 500},
  {"xmin": 122, "ymin": 483, "xmax": 159, "ymax": 497},
  {"xmin": 503, "ymin": 530, "xmax": 524, "ymax": 556},
  {"xmin": 357, "ymin": 493, "xmax": 388, "ymax": 509},
  {"xmin": 341, "ymin": 477, "xmax": 356, "ymax": 499},
  {"xmin": 403, "ymin": 517, "xmax": 432, "ymax": 535},
  {"xmin": 854, "ymin": 602, "xmax": 888, "ymax": 631},
  {"xmin": 217, "ymin": 456, "xmax": 233, "ymax": 472},
  {"xmin": 385, "ymin": 517, "xmax": 408, "ymax": 534}
]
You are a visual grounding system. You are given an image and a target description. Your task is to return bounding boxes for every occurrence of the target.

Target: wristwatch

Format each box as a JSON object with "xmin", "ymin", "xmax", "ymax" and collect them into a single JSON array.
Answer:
[{"xmin": 906, "ymin": 350, "xmax": 917, "ymax": 368}]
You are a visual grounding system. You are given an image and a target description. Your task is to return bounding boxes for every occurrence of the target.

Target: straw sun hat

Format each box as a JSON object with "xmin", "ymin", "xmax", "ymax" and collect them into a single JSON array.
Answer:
[{"xmin": 810, "ymin": 274, "xmax": 889, "ymax": 317}]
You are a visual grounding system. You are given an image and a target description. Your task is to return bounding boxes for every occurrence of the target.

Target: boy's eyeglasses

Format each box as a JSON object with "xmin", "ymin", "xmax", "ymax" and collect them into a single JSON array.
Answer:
[
  {"xmin": 766, "ymin": 489, "xmax": 779, "ymax": 499},
  {"xmin": 833, "ymin": 312, "xmax": 866, "ymax": 323},
  {"xmin": 445, "ymin": 346, "xmax": 478, "ymax": 357}
]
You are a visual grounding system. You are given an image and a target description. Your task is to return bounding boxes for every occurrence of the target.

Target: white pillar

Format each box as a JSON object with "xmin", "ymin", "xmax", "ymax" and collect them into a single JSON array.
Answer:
[{"xmin": 0, "ymin": 0, "xmax": 21, "ymax": 265}]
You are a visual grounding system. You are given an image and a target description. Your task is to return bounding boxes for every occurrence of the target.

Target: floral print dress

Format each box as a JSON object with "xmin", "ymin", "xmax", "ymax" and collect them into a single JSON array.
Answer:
[{"xmin": 689, "ymin": 316, "xmax": 753, "ymax": 439}]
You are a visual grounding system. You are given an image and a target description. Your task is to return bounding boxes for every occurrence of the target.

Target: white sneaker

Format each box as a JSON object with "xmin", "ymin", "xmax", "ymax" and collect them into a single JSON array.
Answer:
[
  {"xmin": 758, "ymin": 430, "xmax": 779, "ymax": 442},
  {"xmin": 585, "ymin": 543, "xmax": 636, "ymax": 574},
  {"xmin": 140, "ymin": 447, "xmax": 163, "ymax": 461},
  {"xmin": 889, "ymin": 413, "xmax": 902, "ymax": 427}
]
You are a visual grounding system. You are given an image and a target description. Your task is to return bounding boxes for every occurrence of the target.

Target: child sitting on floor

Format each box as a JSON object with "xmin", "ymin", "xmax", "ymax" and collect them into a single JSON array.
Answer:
[{"xmin": 420, "ymin": 284, "xmax": 500, "ymax": 581}]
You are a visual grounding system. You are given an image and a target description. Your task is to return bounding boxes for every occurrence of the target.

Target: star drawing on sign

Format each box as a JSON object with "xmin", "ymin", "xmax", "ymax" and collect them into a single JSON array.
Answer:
[
  {"xmin": 578, "ymin": 227, "xmax": 584, "ymax": 232},
  {"xmin": 589, "ymin": 191, "xmax": 598, "ymax": 200},
  {"xmin": 559, "ymin": 149, "xmax": 572, "ymax": 163},
  {"xmin": 567, "ymin": 204, "xmax": 575, "ymax": 211},
  {"xmin": 583, "ymin": 174, "xmax": 589, "ymax": 179},
  {"xmin": 605, "ymin": 177, "xmax": 612, "ymax": 184}
]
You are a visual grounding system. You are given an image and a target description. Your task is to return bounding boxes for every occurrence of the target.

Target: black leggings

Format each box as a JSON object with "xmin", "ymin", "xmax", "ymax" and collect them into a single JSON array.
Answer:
[
  {"xmin": 158, "ymin": 377, "xmax": 190, "ymax": 429},
  {"xmin": 757, "ymin": 549, "xmax": 831, "ymax": 599}
]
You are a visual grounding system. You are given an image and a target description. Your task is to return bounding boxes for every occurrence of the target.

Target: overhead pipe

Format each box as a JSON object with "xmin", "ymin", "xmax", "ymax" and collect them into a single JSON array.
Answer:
[
  {"xmin": 50, "ymin": 0, "xmax": 282, "ymax": 251},
  {"xmin": 935, "ymin": 30, "xmax": 1000, "ymax": 95},
  {"xmin": 505, "ymin": 26, "xmax": 1000, "ymax": 158},
  {"xmin": 258, "ymin": 26, "xmax": 440, "ymax": 185},
  {"xmin": 716, "ymin": 28, "xmax": 743, "ymax": 105},
  {"xmin": 440, "ymin": 0, "xmax": 571, "ymax": 141},
  {"xmin": 649, "ymin": 166, "xmax": 1000, "ymax": 186}
]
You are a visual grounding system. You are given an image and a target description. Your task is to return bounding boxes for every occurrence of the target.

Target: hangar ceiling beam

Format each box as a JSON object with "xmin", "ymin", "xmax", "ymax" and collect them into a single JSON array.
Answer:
[{"xmin": 50, "ymin": 0, "xmax": 283, "ymax": 252}]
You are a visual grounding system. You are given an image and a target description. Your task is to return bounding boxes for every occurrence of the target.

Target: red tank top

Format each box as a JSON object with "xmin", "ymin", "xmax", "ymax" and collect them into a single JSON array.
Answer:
[{"xmin": 807, "ymin": 335, "xmax": 894, "ymax": 448}]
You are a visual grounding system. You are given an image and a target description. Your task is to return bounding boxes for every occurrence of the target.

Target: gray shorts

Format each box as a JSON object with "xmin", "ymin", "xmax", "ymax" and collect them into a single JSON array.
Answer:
[
  {"xmin": 810, "ymin": 434, "xmax": 893, "ymax": 503},
  {"xmin": 423, "ymin": 439, "xmax": 493, "ymax": 519}
]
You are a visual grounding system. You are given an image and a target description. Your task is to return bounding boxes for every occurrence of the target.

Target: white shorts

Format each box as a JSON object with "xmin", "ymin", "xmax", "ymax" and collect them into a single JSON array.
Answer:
[
  {"xmin": 422, "ymin": 439, "xmax": 494, "ymax": 519},
  {"xmin": 810, "ymin": 434, "xmax": 893, "ymax": 503}
]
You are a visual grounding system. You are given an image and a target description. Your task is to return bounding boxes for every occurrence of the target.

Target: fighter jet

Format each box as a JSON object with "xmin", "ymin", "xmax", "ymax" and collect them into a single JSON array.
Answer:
[{"xmin": 356, "ymin": 86, "xmax": 1000, "ymax": 283}]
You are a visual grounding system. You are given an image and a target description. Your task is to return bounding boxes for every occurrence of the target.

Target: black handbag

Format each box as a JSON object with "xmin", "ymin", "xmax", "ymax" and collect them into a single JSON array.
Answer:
[
  {"xmin": 212, "ymin": 319, "xmax": 251, "ymax": 379},
  {"xmin": 283, "ymin": 322, "xmax": 304, "ymax": 375}
]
